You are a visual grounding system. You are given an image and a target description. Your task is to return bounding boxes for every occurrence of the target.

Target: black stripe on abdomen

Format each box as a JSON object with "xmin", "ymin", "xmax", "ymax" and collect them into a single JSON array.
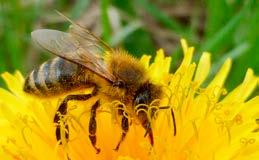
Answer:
[
  {"xmin": 55, "ymin": 58, "xmax": 80, "ymax": 90},
  {"xmin": 23, "ymin": 74, "xmax": 37, "ymax": 94},
  {"xmin": 44, "ymin": 60, "xmax": 55, "ymax": 90},
  {"xmin": 33, "ymin": 67, "xmax": 47, "ymax": 95}
]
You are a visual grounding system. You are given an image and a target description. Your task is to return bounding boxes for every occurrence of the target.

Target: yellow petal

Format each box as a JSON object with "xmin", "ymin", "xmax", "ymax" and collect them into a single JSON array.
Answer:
[
  {"xmin": 207, "ymin": 58, "xmax": 232, "ymax": 101},
  {"xmin": 139, "ymin": 55, "xmax": 151, "ymax": 70},
  {"xmin": 180, "ymin": 38, "xmax": 188, "ymax": 55},
  {"xmin": 222, "ymin": 69, "xmax": 258, "ymax": 103},
  {"xmin": 194, "ymin": 52, "xmax": 211, "ymax": 87}
]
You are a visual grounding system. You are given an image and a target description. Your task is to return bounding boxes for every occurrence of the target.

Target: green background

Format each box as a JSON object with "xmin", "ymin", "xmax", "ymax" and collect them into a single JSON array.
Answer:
[{"xmin": 0, "ymin": 0, "xmax": 258, "ymax": 93}]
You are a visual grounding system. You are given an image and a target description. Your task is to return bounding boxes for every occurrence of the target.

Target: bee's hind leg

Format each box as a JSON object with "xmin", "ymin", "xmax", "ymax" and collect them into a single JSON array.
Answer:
[
  {"xmin": 88, "ymin": 100, "xmax": 101, "ymax": 154},
  {"xmin": 54, "ymin": 94, "xmax": 93, "ymax": 144}
]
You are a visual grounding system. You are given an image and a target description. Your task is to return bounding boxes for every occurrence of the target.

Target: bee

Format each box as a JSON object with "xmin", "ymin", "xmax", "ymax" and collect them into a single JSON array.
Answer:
[{"xmin": 23, "ymin": 13, "xmax": 176, "ymax": 153}]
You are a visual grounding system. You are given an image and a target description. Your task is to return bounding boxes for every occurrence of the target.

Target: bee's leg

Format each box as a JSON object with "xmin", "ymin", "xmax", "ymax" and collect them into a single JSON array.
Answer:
[
  {"xmin": 143, "ymin": 120, "xmax": 154, "ymax": 146},
  {"xmin": 114, "ymin": 112, "xmax": 129, "ymax": 151},
  {"xmin": 88, "ymin": 100, "xmax": 101, "ymax": 154},
  {"xmin": 54, "ymin": 94, "xmax": 93, "ymax": 143},
  {"xmin": 137, "ymin": 108, "xmax": 154, "ymax": 146}
]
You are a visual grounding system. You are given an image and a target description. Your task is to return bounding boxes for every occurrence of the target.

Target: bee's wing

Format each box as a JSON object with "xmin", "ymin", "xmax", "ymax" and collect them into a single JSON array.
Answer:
[
  {"xmin": 31, "ymin": 29, "xmax": 116, "ymax": 82},
  {"xmin": 68, "ymin": 23, "xmax": 112, "ymax": 57}
]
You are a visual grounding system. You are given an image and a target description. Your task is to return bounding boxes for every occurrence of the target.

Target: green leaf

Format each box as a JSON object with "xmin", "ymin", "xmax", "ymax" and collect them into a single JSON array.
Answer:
[
  {"xmin": 124, "ymin": 29, "xmax": 155, "ymax": 57},
  {"xmin": 199, "ymin": 1, "xmax": 251, "ymax": 54},
  {"xmin": 100, "ymin": 0, "xmax": 111, "ymax": 41},
  {"xmin": 204, "ymin": 0, "xmax": 231, "ymax": 38},
  {"xmin": 210, "ymin": 42, "xmax": 250, "ymax": 77},
  {"xmin": 112, "ymin": 0, "xmax": 136, "ymax": 16},
  {"xmin": 70, "ymin": 0, "xmax": 91, "ymax": 19},
  {"xmin": 134, "ymin": 0, "xmax": 187, "ymax": 35}
]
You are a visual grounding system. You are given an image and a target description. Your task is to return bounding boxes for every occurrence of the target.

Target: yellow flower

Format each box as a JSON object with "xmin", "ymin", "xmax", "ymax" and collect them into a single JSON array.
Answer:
[{"xmin": 0, "ymin": 39, "xmax": 258, "ymax": 160}]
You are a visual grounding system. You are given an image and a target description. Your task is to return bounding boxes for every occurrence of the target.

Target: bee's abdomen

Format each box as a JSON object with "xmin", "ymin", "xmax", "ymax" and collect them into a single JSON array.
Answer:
[{"xmin": 24, "ymin": 57, "xmax": 87, "ymax": 96}]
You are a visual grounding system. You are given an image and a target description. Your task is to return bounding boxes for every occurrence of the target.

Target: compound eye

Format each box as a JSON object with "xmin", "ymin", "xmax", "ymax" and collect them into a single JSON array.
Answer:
[{"xmin": 113, "ymin": 80, "xmax": 125, "ymax": 88}]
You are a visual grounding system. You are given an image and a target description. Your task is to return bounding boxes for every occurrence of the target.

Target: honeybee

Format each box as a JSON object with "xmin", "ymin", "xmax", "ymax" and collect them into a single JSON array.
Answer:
[{"xmin": 23, "ymin": 13, "xmax": 176, "ymax": 153}]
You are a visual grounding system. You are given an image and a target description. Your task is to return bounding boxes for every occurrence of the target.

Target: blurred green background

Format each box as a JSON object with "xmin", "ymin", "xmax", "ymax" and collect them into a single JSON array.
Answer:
[{"xmin": 0, "ymin": 0, "xmax": 258, "ymax": 92}]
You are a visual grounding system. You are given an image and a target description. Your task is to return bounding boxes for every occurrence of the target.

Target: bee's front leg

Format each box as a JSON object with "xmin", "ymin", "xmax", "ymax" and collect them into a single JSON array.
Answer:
[
  {"xmin": 54, "ymin": 94, "xmax": 93, "ymax": 144},
  {"xmin": 137, "ymin": 109, "xmax": 154, "ymax": 146},
  {"xmin": 143, "ymin": 120, "xmax": 154, "ymax": 146}
]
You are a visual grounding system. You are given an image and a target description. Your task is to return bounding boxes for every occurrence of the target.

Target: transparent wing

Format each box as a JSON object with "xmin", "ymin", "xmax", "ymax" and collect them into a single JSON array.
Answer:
[
  {"xmin": 31, "ymin": 29, "xmax": 116, "ymax": 82},
  {"xmin": 68, "ymin": 24, "xmax": 112, "ymax": 58},
  {"xmin": 58, "ymin": 11, "xmax": 113, "ymax": 60}
]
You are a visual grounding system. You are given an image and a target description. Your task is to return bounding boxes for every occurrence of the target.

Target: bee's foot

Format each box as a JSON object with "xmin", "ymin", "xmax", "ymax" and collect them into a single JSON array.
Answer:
[{"xmin": 94, "ymin": 147, "xmax": 101, "ymax": 154}]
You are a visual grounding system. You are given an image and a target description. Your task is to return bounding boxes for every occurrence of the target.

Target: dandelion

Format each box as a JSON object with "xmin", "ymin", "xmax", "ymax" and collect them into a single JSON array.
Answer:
[{"xmin": 0, "ymin": 39, "xmax": 258, "ymax": 160}]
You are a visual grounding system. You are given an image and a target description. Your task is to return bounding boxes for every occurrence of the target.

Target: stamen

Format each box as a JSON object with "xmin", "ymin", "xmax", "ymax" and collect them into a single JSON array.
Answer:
[
  {"xmin": 134, "ymin": 103, "xmax": 149, "ymax": 112},
  {"xmin": 67, "ymin": 104, "xmax": 79, "ymax": 112},
  {"xmin": 149, "ymin": 99, "xmax": 161, "ymax": 107},
  {"xmin": 16, "ymin": 114, "xmax": 36, "ymax": 148},
  {"xmin": 226, "ymin": 126, "xmax": 231, "ymax": 144},
  {"xmin": 110, "ymin": 100, "xmax": 133, "ymax": 123},
  {"xmin": 233, "ymin": 114, "xmax": 243, "ymax": 125},
  {"xmin": 202, "ymin": 86, "xmax": 227, "ymax": 117},
  {"xmin": 214, "ymin": 116, "xmax": 232, "ymax": 143},
  {"xmin": 147, "ymin": 105, "xmax": 159, "ymax": 120},
  {"xmin": 214, "ymin": 103, "xmax": 223, "ymax": 111},
  {"xmin": 21, "ymin": 126, "xmax": 32, "ymax": 148},
  {"xmin": 78, "ymin": 109, "xmax": 91, "ymax": 122},
  {"xmin": 161, "ymin": 85, "xmax": 173, "ymax": 105},
  {"xmin": 68, "ymin": 115, "xmax": 80, "ymax": 135},
  {"xmin": 210, "ymin": 86, "xmax": 227, "ymax": 101},
  {"xmin": 191, "ymin": 120, "xmax": 199, "ymax": 140},
  {"xmin": 54, "ymin": 139, "xmax": 62, "ymax": 154},
  {"xmin": 240, "ymin": 138, "xmax": 256, "ymax": 146},
  {"xmin": 6, "ymin": 137, "xmax": 16, "ymax": 144},
  {"xmin": 2, "ymin": 145, "xmax": 23, "ymax": 159},
  {"xmin": 136, "ymin": 108, "xmax": 148, "ymax": 116}
]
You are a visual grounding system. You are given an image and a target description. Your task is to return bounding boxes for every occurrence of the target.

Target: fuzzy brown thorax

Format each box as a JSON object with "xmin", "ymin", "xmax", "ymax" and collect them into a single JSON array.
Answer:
[
  {"xmin": 101, "ymin": 49, "xmax": 148, "ymax": 104},
  {"xmin": 106, "ymin": 49, "xmax": 147, "ymax": 88}
]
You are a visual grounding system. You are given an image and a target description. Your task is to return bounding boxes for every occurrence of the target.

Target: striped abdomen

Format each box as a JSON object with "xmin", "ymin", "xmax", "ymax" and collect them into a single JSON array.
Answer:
[{"xmin": 23, "ymin": 57, "xmax": 90, "ymax": 97}]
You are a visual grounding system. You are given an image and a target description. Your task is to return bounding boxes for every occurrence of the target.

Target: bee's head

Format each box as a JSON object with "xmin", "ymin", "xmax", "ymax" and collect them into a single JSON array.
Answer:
[
  {"xmin": 133, "ymin": 83, "xmax": 162, "ymax": 106},
  {"xmin": 108, "ymin": 50, "xmax": 147, "ymax": 90}
]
